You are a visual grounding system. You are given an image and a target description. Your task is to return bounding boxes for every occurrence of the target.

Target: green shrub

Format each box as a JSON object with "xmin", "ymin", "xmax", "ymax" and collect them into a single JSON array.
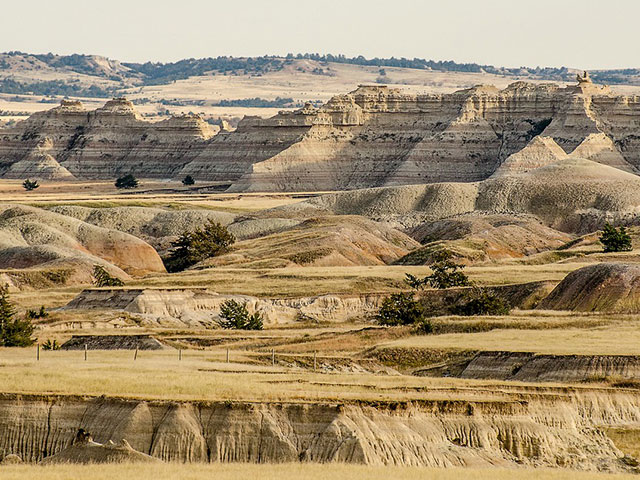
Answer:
[
  {"xmin": 164, "ymin": 220, "xmax": 235, "ymax": 272},
  {"xmin": 22, "ymin": 179, "xmax": 39, "ymax": 191},
  {"xmin": 26, "ymin": 305, "xmax": 48, "ymax": 319},
  {"xmin": 42, "ymin": 339, "xmax": 61, "ymax": 350},
  {"xmin": 182, "ymin": 175, "xmax": 195, "ymax": 186},
  {"xmin": 219, "ymin": 300, "xmax": 263, "ymax": 330},
  {"xmin": 404, "ymin": 250, "xmax": 470, "ymax": 290},
  {"xmin": 427, "ymin": 250, "xmax": 471, "ymax": 289},
  {"xmin": 599, "ymin": 223, "xmax": 632, "ymax": 252},
  {"xmin": 376, "ymin": 292, "xmax": 426, "ymax": 326},
  {"xmin": 0, "ymin": 285, "xmax": 34, "ymax": 347},
  {"xmin": 115, "ymin": 174, "xmax": 139, "ymax": 189},
  {"xmin": 451, "ymin": 288, "xmax": 511, "ymax": 316},
  {"xmin": 412, "ymin": 317, "xmax": 434, "ymax": 335},
  {"xmin": 92, "ymin": 265, "xmax": 124, "ymax": 287}
]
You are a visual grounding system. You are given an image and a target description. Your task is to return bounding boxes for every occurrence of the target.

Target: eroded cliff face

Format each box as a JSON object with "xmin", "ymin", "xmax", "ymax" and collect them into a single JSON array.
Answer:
[
  {"xmin": 63, "ymin": 289, "xmax": 386, "ymax": 327},
  {"xmin": 459, "ymin": 352, "xmax": 640, "ymax": 382},
  {"xmin": 1, "ymin": 81, "xmax": 639, "ymax": 189},
  {"xmin": 227, "ymin": 82, "xmax": 640, "ymax": 192},
  {"xmin": 0, "ymin": 393, "xmax": 637, "ymax": 471},
  {"xmin": 0, "ymin": 99, "xmax": 215, "ymax": 179}
]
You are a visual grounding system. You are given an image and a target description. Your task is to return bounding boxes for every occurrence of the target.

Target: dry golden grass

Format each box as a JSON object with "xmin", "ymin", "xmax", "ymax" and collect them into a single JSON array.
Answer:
[
  {"xmin": 132, "ymin": 262, "xmax": 583, "ymax": 297},
  {"xmin": 0, "ymin": 463, "xmax": 636, "ymax": 480},
  {"xmin": 605, "ymin": 427, "xmax": 640, "ymax": 460},
  {"xmin": 0, "ymin": 347, "xmax": 569, "ymax": 403},
  {"xmin": 385, "ymin": 323, "xmax": 640, "ymax": 355},
  {"xmin": 0, "ymin": 180, "xmax": 305, "ymax": 213}
]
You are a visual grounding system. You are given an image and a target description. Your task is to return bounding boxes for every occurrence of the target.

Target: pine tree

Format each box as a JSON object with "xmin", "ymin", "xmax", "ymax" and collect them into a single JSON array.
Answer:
[
  {"xmin": 92, "ymin": 265, "xmax": 124, "ymax": 287},
  {"xmin": 600, "ymin": 223, "xmax": 633, "ymax": 253},
  {"xmin": 164, "ymin": 220, "xmax": 235, "ymax": 272},
  {"xmin": 182, "ymin": 175, "xmax": 195, "ymax": 186},
  {"xmin": 0, "ymin": 285, "xmax": 16, "ymax": 332},
  {"xmin": 22, "ymin": 179, "xmax": 39, "ymax": 191},
  {"xmin": 0, "ymin": 285, "xmax": 34, "ymax": 347},
  {"xmin": 219, "ymin": 300, "xmax": 263, "ymax": 330}
]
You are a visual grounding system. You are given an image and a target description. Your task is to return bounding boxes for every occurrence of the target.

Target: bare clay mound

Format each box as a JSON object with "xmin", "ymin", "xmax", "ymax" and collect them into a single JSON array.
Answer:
[
  {"xmin": 0, "ymin": 205, "xmax": 165, "ymax": 285},
  {"xmin": 41, "ymin": 435, "xmax": 158, "ymax": 465},
  {"xmin": 50, "ymin": 205, "xmax": 236, "ymax": 253},
  {"xmin": 400, "ymin": 213, "xmax": 572, "ymax": 264},
  {"xmin": 273, "ymin": 182, "xmax": 478, "ymax": 229},
  {"xmin": 285, "ymin": 158, "xmax": 640, "ymax": 235},
  {"xmin": 478, "ymin": 158, "xmax": 640, "ymax": 233},
  {"xmin": 539, "ymin": 263, "xmax": 640, "ymax": 312},
  {"xmin": 207, "ymin": 215, "xmax": 420, "ymax": 268}
]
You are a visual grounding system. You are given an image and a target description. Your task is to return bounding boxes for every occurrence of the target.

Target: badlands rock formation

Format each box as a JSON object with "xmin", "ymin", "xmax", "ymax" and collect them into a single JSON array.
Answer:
[
  {"xmin": 64, "ymin": 289, "xmax": 386, "ymax": 326},
  {"xmin": 0, "ymin": 99, "xmax": 215, "ymax": 179},
  {"xmin": 1, "ymin": 79, "xmax": 640, "ymax": 189},
  {"xmin": 460, "ymin": 351, "xmax": 640, "ymax": 382},
  {"xmin": 49, "ymin": 205, "xmax": 237, "ymax": 253},
  {"xmin": 63, "ymin": 282, "xmax": 551, "ymax": 328},
  {"xmin": 282, "ymin": 158, "xmax": 640, "ymax": 234},
  {"xmin": 539, "ymin": 263, "xmax": 640, "ymax": 312},
  {"xmin": 0, "ymin": 392, "xmax": 637, "ymax": 470},
  {"xmin": 40, "ymin": 434, "xmax": 158, "ymax": 464},
  {"xmin": 208, "ymin": 216, "xmax": 420, "ymax": 268},
  {"xmin": 401, "ymin": 214, "xmax": 572, "ymax": 263},
  {"xmin": 0, "ymin": 205, "xmax": 165, "ymax": 286}
]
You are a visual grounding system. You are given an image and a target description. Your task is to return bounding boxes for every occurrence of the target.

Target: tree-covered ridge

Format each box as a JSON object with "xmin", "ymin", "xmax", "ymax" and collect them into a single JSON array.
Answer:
[{"xmin": 2, "ymin": 51, "xmax": 640, "ymax": 97}]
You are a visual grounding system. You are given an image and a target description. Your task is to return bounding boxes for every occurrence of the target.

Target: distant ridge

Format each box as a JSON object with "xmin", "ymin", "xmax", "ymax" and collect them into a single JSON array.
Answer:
[{"xmin": 2, "ymin": 51, "xmax": 640, "ymax": 98}]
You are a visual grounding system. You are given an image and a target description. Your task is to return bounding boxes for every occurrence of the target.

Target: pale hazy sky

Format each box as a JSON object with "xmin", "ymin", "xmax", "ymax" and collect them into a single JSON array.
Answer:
[{"xmin": 2, "ymin": 0, "xmax": 638, "ymax": 69}]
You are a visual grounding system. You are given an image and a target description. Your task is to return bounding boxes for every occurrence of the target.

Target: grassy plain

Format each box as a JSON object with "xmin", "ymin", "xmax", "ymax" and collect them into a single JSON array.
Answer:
[
  {"xmin": 0, "ymin": 347, "xmax": 529, "ymax": 403},
  {"xmin": 384, "ymin": 322, "xmax": 640, "ymax": 355},
  {"xmin": 0, "ymin": 463, "xmax": 636, "ymax": 480}
]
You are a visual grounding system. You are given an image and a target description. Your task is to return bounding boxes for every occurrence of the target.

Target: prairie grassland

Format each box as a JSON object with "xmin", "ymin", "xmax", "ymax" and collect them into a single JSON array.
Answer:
[
  {"xmin": 133, "ymin": 262, "xmax": 583, "ymax": 297},
  {"xmin": 0, "ymin": 180, "xmax": 305, "ymax": 213},
  {"xmin": 0, "ymin": 463, "xmax": 637, "ymax": 480},
  {"xmin": 0, "ymin": 347, "xmax": 566, "ymax": 403},
  {"xmin": 384, "ymin": 323, "xmax": 640, "ymax": 355},
  {"xmin": 605, "ymin": 427, "xmax": 640, "ymax": 460}
]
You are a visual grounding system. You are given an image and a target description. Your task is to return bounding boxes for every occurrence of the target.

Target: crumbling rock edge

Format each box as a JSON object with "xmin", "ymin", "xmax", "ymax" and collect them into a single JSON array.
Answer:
[{"xmin": 0, "ymin": 392, "xmax": 638, "ymax": 471}]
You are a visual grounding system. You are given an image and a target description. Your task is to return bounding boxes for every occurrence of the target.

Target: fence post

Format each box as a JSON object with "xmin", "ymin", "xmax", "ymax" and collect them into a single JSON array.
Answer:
[
  {"xmin": 179, "ymin": 348, "xmax": 182, "ymax": 361},
  {"xmin": 134, "ymin": 347, "xmax": 138, "ymax": 361},
  {"xmin": 84, "ymin": 344, "xmax": 87, "ymax": 361},
  {"xmin": 37, "ymin": 343, "xmax": 40, "ymax": 361},
  {"xmin": 272, "ymin": 348, "xmax": 275, "ymax": 366},
  {"xmin": 226, "ymin": 348, "xmax": 229, "ymax": 363}
]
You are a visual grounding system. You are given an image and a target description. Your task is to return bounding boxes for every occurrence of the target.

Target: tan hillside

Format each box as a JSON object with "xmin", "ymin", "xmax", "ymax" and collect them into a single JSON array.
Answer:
[
  {"xmin": 207, "ymin": 215, "xmax": 420, "ymax": 268},
  {"xmin": 0, "ymin": 205, "xmax": 165, "ymax": 285},
  {"xmin": 539, "ymin": 262, "xmax": 640, "ymax": 312},
  {"xmin": 288, "ymin": 158, "xmax": 640, "ymax": 234},
  {"xmin": 400, "ymin": 213, "xmax": 572, "ymax": 263},
  {"xmin": 478, "ymin": 158, "xmax": 640, "ymax": 232},
  {"xmin": 50, "ymin": 205, "xmax": 236, "ymax": 253}
]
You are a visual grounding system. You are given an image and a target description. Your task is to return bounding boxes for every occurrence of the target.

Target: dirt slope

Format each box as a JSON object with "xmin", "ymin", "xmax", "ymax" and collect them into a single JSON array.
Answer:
[
  {"xmin": 0, "ymin": 205, "xmax": 165, "ymax": 284},
  {"xmin": 0, "ymin": 393, "xmax": 637, "ymax": 471},
  {"xmin": 207, "ymin": 216, "xmax": 420, "ymax": 268},
  {"xmin": 539, "ymin": 262, "xmax": 640, "ymax": 312}
]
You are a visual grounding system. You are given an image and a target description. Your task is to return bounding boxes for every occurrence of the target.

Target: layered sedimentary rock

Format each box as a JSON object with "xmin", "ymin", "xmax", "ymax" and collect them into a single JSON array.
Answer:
[
  {"xmin": 0, "ymin": 392, "xmax": 638, "ymax": 470},
  {"xmin": 0, "ymin": 99, "xmax": 215, "ymax": 179},
  {"xmin": 0, "ymin": 204, "xmax": 165, "ymax": 283},
  {"xmin": 539, "ymin": 263, "xmax": 640, "ymax": 312},
  {"xmin": 2, "ymin": 79, "xmax": 640, "ymax": 189},
  {"xmin": 282, "ymin": 158, "xmax": 640, "ymax": 234},
  {"xmin": 64, "ymin": 288, "xmax": 386, "ymax": 326},
  {"xmin": 226, "ymin": 81, "xmax": 640, "ymax": 191},
  {"xmin": 460, "ymin": 351, "xmax": 640, "ymax": 382},
  {"xmin": 63, "ymin": 282, "xmax": 553, "ymax": 328}
]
